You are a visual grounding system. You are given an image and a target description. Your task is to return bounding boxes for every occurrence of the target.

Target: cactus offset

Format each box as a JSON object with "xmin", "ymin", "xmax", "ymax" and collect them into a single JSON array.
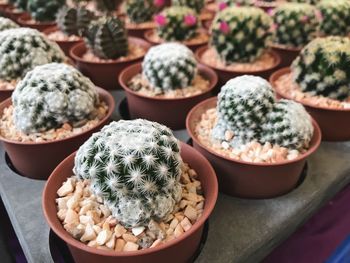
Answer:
[
  {"xmin": 0, "ymin": 17, "xmax": 19, "ymax": 32},
  {"xmin": 173, "ymin": 0, "xmax": 205, "ymax": 13},
  {"xmin": 126, "ymin": 0, "xmax": 164, "ymax": 24},
  {"xmin": 27, "ymin": 0, "xmax": 65, "ymax": 22},
  {"xmin": 12, "ymin": 63, "xmax": 99, "ymax": 134},
  {"xmin": 74, "ymin": 119, "xmax": 183, "ymax": 228}
]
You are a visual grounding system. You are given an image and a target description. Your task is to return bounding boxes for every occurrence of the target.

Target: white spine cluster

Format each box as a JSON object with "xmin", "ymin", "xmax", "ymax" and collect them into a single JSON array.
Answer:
[{"xmin": 0, "ymin": 17, "xmax": 19, "ymax": 32}]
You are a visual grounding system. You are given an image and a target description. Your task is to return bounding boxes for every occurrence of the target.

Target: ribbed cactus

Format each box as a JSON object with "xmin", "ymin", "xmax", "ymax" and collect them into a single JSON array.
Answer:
[
  {"xmin": 83, "ymin": 16, "xmax": 128, "ymax": 60},
  {"xmin": 261, "ymin": 99, "xmax": 314, "ymax": 150},
  {"xmin": 125, "ymin": 0, "xmax": 164, "ymax": 24},
  {"xmin": 27, "ymin": 0, "xmax": 65, "ymax": 22},
  {"xmin": 173, "ymin": 0, "xmax": 205, "ymax": 13},
  {"xmin": 317, "ymin": 0, "xmax": 350, "ymax": 37},
  {"xmin": 272, "ymin": 3, "xmax": 319, "ymax": 48},
  {"xmin": 0, "ymin": 17, "xmax": 19, "ymax": 32},
  {"xmin": 56, "ymin": 6, "xmax": 95, "ymax": 36},
  {"xmin": 12, "ymin": 63, "xmax": 99, "ymax": 134},
  {"xmin": 155, "ymin": 6, "xmax": 198, "ymax": 41},
  {"xmin": 74, "ymin": 119, "xmax": 183, "ymax": 228},
  {"xmin": 210, "ymin": 7, "xmax": 273, "ymax": 63},
  {"xmin": 291, "ymin": 36, "xmax": 350, "ymax": 101},
  {"xmin": 215, "ymin": 75, "xmax": 275, "ymax": 143},
  {"xmin": 142, "ymin": 43, "xmax": 197, "ymax": 91},
  {"xmin": 0, "ymin": 28, "xmax": 65, "ymax": 81}
]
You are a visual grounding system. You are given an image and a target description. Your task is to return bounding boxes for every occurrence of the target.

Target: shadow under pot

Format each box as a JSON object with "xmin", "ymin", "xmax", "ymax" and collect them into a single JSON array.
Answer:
[
  {"xmin": 42, "ymin": 142, "xmax": 218, "ymax": 263},
  {"xmin": 17, "ymin": 13, "xmax": 56, "ymax": 32},
  {"xmin": 270, "ymin": 68, "xmax": 350, "ymax": 141},
  {"xmin": 186, "ymin": 97, "xmax": 321, "ymax": 199},
  {"xmin": 118, "ymin": 63, "xmax": 218, "ymax": 130},
  {"xmin": 70, "ymin": 38, "xmax": 151, "ymax": 90},
  {"xmin": 0, "ymin": 87, "xmax": 115, "ymax": 180},
  {"xmin": 270, "ymin": 43, "xmax": 302, "ymax": 69}
]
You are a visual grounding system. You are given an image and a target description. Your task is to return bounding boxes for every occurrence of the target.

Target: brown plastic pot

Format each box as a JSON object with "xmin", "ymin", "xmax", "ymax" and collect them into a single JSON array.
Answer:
[
  {"xmin": 2, "ymin": 6, "xmax": 27, "ymax": 22},
  {"xmin": 0, "ymin": 87, "xmax": 115, "ymax": 180},
  {"xmin": 70, "ymin": 38, "xmax": 151, "ymax": 90},
  {"xmin": 270, "ymin": 43, "xmax": 301, "ymax": 69},
  {"xmin": 186, "ymin": 97, "xmax": 321, "ymax": 198},
  {"xmin": 17, "ymin": 13, "xmax": 56, "ymax": 32},
  {"xmin": 195, "ymin": 46, "xmax": 281, "ymax": 87},
  {"xmin": 42, "ymin": 142, "xmax": 218, "ymax": 263},
  {"xmin": 119, "ymin": 63, "xmax": 218, "ymax": 130},
  {"xmin": 270, "ymin": 67, "xmax": 350, "ymax": 141}
]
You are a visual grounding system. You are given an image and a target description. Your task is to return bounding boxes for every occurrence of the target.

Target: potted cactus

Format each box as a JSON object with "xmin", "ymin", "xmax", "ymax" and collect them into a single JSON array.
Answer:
[
  {"xmin": 172, "ymin": 0, "xmax": 214, "ymax": 25},
  {"xmin": 70, "ymin": 16, "xmax": 151, "ymax": 90},
  {"xmin": 270, "ymin": 3, "xmax": 319, "ymax": 68},
  {"xmin": 0, "ymin": 63, "xmax": 115, "ymax": 179},
  {"xmin": 0, "ymin": 28, "xmax": 69, "ymax": 102},
  {"xmin": 0, "ymin": 16, "xmax": 19, "ymax": 31},
  {"xmin": 186, "ymin": 75, "xmax": 321, "ymax": 198},
  {"xmin": 204, "ymin": 0, "xmax": 253, "ymax": 16},
  {"xmin": 43, "ymin": 119, "xmax": 218, "ymax": 263},
  {"xmin": 196, "ymin": 7, "xmax": 281, "ymax": 86},
  {"xmin": 270, "ymin": 36, "xmax": 350, "ymax": 141},
  {"xmin": 2, "ymin": 0, "xmax": 28, "ymax": 22},
  {"xmin": 119, "ymin": 43, "xmax": 218, "ymax": 129},
  {"xmin": 144, "ymin": 6, "xmax": 209, "ymax": 52}
]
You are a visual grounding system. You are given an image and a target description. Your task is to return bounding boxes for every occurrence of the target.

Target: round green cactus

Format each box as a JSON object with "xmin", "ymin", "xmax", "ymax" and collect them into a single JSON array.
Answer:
[
  {"xmin": 12, "ymin": 63, "xmax": 99, "ymax": 134},
  {"xmin": 0, "ymin": 28, "xmax": 65, "ymax": 82},
  {"xmin": 142, "ymin": 43, "xmax": 197, "ymax": 91},
  {"xmin": 261, "ymin": 99, "xmax": 314, "ymax": 150},
  {"xmin": 210, "ymin": 7, "xmax": 273, "ymax": 63},
  {"xmin": 0, "ymin": 17, "xmax": 19, "ymax": 32},
  {"xmin": 173, "ymin": 0, "xmax": 205, "ymax": 13},
  {"xmin": 272, "ymin": 3, "xmax": 319, "ymax": 48},
  {"xmin": 83, "ymin": 16, "xmax": 128, "ymax": 60},
  {"xmin": 317, "ymin": 0, "xmax": 350, "ymax": 37},
  {"xmin": 74, "ymin": 119, "xmax": 183, "ymax": 227},
  {"xmin": 125, "ymin": 0, "xmax": 164, "ymax": 24},
  {"xmin": 155, "ymin": 6, "xmax": 199, "ymax": 41},
  {"xmin": 291, "ymin": 36, "xmax": 350, "ymax": 101},
  {"xmin": 27, "ymin": 0, "xmax": 65, "ymax": 22}
]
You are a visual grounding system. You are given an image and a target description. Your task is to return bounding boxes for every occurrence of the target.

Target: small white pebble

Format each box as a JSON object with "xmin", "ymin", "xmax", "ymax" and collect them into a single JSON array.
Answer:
[
  {"xmin": 131, "ymin": 226, "xmax": 145, "ymax": 237},
  {"xmin": 96, "ymin": 229, "xmax": 112, "ymax": 246},
  {"xmin": 123, "ymin": 241, "xmax": 139, "ymax": 252},
  {"xmin": 180, "ymin": 217, "xmax": 192, "ymax": 232}
]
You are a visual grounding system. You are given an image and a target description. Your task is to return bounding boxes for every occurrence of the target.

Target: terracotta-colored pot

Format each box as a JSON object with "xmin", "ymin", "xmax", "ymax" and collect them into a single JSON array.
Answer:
[
  {"xmin": 270, "ymin": 43, "xmax": 301, "ymax": 69},
  {"xmin": 119, "ymin": 63, "xmax": 218, "ymax": 130},
  {"xmin": 17, "ymin": 13, "xmax": 56, "ymax": 32},
  {"xmin": 0, "ymin": 89, "xmax": 13, "ymax": 103},
  {"xmin": 0, "ymin": 87, "xmax": 115, "ymax": 180},
  {"xmin": 186, "ymin": 97, "xmax": 321, "ymax": 198},
  {"xmin": 195, "ymin": 46, "xmax": 281, "ymax": 87},
  {"xmin": 70, "ymin": 38, "xmax": 151, "ymax": 90},
  {"xmin": 2, "ymin": 6, "xmax": 27, "ymax": 22},
  {"xmin": 42, "ymin": 142, "xmax": 218, "ymax": 263},
  {"xmin": 144, "ymin": 29, "xmax": 209, "ymax": 53},
  {"xmin": 0, "ymin": 3, "xmax": 10, "ymax": 12},
  {"xmin": 270, "ymin": 67, "xmax": 350, "ymax": 141},
  {"xmin": 43, "ymin": 26, "xmax": 83, "ymax": 58}
]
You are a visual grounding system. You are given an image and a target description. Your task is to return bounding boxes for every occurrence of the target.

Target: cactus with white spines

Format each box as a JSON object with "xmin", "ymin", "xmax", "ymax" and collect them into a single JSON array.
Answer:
[
  {"xmin": 125, "ymin": 0, "xmax": 164, "ymax": 24},
  {"xmin": 0, "ymin": 28, "xmax": 65, "ymax": 81},
  {"xmin": 173, "ymin": 0, "xmax": 205, "ymax": 13},
  {"xmin": 12, "ymin": 63, "xmax": 99, "ymax": 134},
  {"xmin": 27, "ymin": 0, "xmax": 65, "ymax": 22},
  {"xmin": 216, "ymin": 0, "xmax": 253, "ymax": 8},
  {"xmin": 0, "ymin": 17, "xmax": 19, "ymax": 32},
  {"xmin": 142, "ymin": 43, "xmax": 197, "ymax": 91},
  {"xmin": 291, "ymin": 36, "xmax": 350, "ymax": 101},
  {"xmin": 74, "ymin": 119, "xmax": 183, "ymax": 228},
  {"xmin": 210, "ymin": 7, "xmax": 273, "ymax": 63}
]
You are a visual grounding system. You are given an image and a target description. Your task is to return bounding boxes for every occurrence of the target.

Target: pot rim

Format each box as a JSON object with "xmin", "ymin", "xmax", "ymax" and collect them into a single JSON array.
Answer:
[
  {"xmin": 269, "ymin": 43, "xmax": 303, "ymax": 52},
  {"xmin": 0, "ymin": 86, "xmax": 115, "ymax": 145},
  {"xmin": 195, "ymin": 46, "xmax": 281, "ymax": 74},
  {"xmin": 42, "ymin": 142, "xmax": 218, "ymax": 257},
  {"xmin": 43, "ymin": 26, "xmax": 83, "ymax": 44},
  {"xmin": 17, "ymin": 13, "xmax": 56, "ymax": 26},
  {"xmin": 4, "ymin": 6, "xmax": 25, "ymax": 14},
  {"xmin": 270, "ymin": 67, "xmax": 350, "ymax": 112},
  {"xmin": 69, "ymin": 37, "xmax": 151, "ymax": 65},
  {"xmin": 186, "ymin": 96, "xmax": 322, "ymax": 167},
  {"xmin": 119, "ymin": 62, "xmax": 218, "ymax": 102}
]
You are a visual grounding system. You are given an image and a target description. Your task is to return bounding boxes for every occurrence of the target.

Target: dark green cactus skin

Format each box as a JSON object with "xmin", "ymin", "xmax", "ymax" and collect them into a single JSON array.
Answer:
[
  {"xmin": 173, "ymin": 0, "xmax": 205, "ymax": 13},
  {"xmin": 27, "ymin": 0, "xmax": 65, "ymax": 22},
  {"xmin": 56, "ymin": 6, "xmax": 94, "ymax": 36},
  {"xmin": 83, "ymin": 16, "xmax": 128, "ymax": 60},
  {"xmin": 126, "ymin": 0, "xmax": 161, "ymax": 23},
  {"xmin": 95, "ymin": 0, "xmax": 121, "ymax": 13},
  {"xmin": 10, "ymin": 0, "xmax": 27, "ymax": 11}
]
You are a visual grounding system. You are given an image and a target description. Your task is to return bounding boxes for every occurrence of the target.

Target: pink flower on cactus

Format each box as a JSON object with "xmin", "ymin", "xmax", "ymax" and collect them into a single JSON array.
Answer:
[
  {"xmin": 155, "ymin": 14, "xmax": 167, "ymax": 26},
  {"xmin": 315, "ymin": 10, "xmax": 323, "ymax": 21},
  {"xmin": 219, "ymin": 21, "xmax": 230, "ymax": 34},
  {"xmin": 301, "ymin": 15, "xmax": 309, "ymax": 23},
  {"xmin": 267, "ymin": 8, "xmax": 274, "ymax": 16},
  {"xmin": 218, "ymin": 2, "xmax": 228, "ymax": 10},
  {"xmin": 184, "ymin": 15, "xmax": 197, "ymax": 26},
  {"xmin": 154, "ymin": 0, "xmax": 165, "ymax": 7}
]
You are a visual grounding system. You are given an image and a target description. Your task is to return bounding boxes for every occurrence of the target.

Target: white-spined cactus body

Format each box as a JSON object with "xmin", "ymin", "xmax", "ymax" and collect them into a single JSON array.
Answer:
[
  {"xmin": 0, "ymin": 28, "xmax": 65, "ymax": 81},
  {"xmin": 0, "ymin": 17, "xmax": 19, "ymax": 32},
  {"xmin": 125, "ymin": 0, "xmax": 163, "ymax": 23},
  {"xmin": 74, "ymin": 119, "xmax": 183, "ymax": 227},
  {"xmin": 142, "ymin": 43, "xmax": 197, "ymax": 91},
  {"xmin": 12, "ymin": 63, "xmax": 99, "ymax": 134},
  {"xmin": 173, "ymin": 0, "xmax": 205, "ymax": 13}
]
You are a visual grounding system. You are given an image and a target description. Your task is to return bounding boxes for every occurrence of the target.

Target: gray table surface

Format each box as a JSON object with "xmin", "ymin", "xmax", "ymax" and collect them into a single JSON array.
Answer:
[{"xmin": 0, "ymin": 91, "xmax": 349, "ymax": 263}]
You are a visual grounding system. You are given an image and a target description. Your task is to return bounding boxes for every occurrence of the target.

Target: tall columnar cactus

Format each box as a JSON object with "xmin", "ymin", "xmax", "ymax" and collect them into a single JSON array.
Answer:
[
  {"xmin": 291, "ymin": 36, "xmax": 350, "ymax": 101},
  {"xmin": 12, "ymin": 63, "xmax": 99, "ymax": 134},
  {"xmin": 142, "ymin": 43, "xmax": 197, "ymax": 91},
  {"xmin": 215, "ymin": 75, "xmax": 275, "ymax": 143},
  {"xmin": 56, "ymin": 6, "xmax": 95, "ymax": 36},
  {"xmin": 125, "ymin": 0, "xmax": 164, "ymax": 24},
  {"xmin": 210, "ymin": 7, "xmax": 273, "ymax": 63},
  {"xmin": 173, "ymin": 0, "xmax": 205, "ymax": 13},
  {"xmin": 27, "ymin": 0, "xmax": 66, "ymax": 22},
  {"xmin": 317, "ymin": 0, "xmax": 350, "ymax": 37},
  {"xmin": 83, "ymin": 16, "xmax": 128, "ymax": 60},
  {"xmin": 155, "ymin": 6, "xmax": 198, "ymax": 41},
  {"xmin": 261, "ymin": 99, "xmax": 314, "ymax": 150},
  {"xmin": 74, "ymin": 119, "xmax": 183, "ymax": 227},
  {"xmin": 0, "ymin": 28, "xmax": 65, "ymax": 81},
  {"xmin": 272, "ymin": 3, "xmax": 319, "ymax": 48},
  {"xmin": 0, "ymin": 17, "xmax": 19, "ymax": 32}
]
